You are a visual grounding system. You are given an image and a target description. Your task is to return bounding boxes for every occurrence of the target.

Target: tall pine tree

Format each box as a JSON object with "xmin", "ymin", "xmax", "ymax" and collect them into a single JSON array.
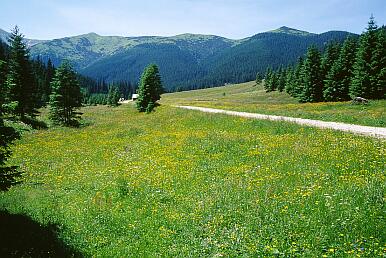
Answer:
[
  {"xmin": 49, "ymin": 62, "xmax": 83, "ymax": 126},
  {"xmin": 350, "ymin": 15, "xmax": 378, "ymax": 99},
  {"xmin": 277, "ymin": 66, "xmax": 286, "ymax": 92},
  {"xmin": 136, "ymin": 64, "xmax": 164, "ymax": 113},
  {"xmin": 0, "ymin": 54, "xmax": 20, "ymax": 190},
  {"xmin": 5, "ymin": 26, "xmax": 38, "ymax": 118},
  {"xmin": 264, "ymin": 67, "xmax": 273, "ymax": 92},
  {"xmin": 321, "ymin": 42, "xmax": 341, "ymax": 85},
  {"xmin": 284, "ymin": 67, "xmax": 295, "ymax": 96},
  {"xmin": 107, "ymin": 84, "xmax": 121, "ymax": 106},
  {"xmin": 324, "ymin": 37, "xmax": 358, "ymax": 101},
  {"xmin": 300, "ymin": 46, "xmax": 323, "ymax": 102},
  {"xmin": 292, "ymin": 57, "xmax": 305, "ymax": 98},
  {"xmin": 371, "ymin": 27, "xmax": 386, "ymax": 99}
]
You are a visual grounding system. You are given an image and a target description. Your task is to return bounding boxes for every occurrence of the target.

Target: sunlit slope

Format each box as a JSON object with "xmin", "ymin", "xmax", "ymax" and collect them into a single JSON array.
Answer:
[
  {"xmin": 162, "ymin": 81, "xmax": 386, "ymax": 127},
  {"xmin": 1, "ymin": 105, "xmax": 384, "ymax": 256}
]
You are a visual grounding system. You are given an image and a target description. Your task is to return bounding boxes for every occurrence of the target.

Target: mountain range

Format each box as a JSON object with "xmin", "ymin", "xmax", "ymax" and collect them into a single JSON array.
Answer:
[
  {"xmin": 0, "ymin": 27, "xmax": 356, "ymax": 91},
  {"xmin": 0, "ymin": 28, "xmax": 45, "ymax": 47}
]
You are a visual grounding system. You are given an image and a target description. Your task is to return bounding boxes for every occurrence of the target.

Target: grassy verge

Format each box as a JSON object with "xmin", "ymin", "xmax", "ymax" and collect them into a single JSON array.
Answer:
[
  {"xmin": 162, "ymin": 82, "xmax": 386, "ymax": 127},
  {"xmin": 0, "ymin": 104, "xmax": 384, "ymax": 256}
]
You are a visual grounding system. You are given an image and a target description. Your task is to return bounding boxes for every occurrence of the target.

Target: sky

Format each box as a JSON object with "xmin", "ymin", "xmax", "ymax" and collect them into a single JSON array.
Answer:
[{"xmin": 0, "ymin": 0, "xmax": 385, "ymax": 40}]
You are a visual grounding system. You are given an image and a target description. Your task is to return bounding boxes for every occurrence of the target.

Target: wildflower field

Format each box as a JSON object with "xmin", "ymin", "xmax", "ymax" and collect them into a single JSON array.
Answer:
[
  {"xmin": 162, "ymin": 82, "xmax": 386, "ymax": 127},
  {"xmin": 0, "ymin": 104, "xmax": 385, "ymax": 257}
]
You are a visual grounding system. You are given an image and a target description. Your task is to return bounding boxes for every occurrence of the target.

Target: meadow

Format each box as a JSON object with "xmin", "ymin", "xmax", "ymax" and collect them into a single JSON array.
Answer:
[
  {"xmin": 162, "ymin": 82, "xmax": 386, "ymax": 127},
  {"xmin": 0, "ymin": 103, "xmax": 384, "ymax": 257}
]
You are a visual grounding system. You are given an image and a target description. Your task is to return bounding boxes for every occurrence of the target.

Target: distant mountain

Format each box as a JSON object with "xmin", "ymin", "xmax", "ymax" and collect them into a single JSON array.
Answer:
[
  {"xmin": 269, "ymin": 26, "xmax": 314, "ymax": 36},
  {"xmin": 198, "ymin": 30, "xmax": 356, "ymax": 89},
  {"xmin": 0, "ymin": 27, "xmax": 356, "ymax": 91},
  {"xmin": 0, "ymin": 28, "xmax": 45, "ymax": 47}
]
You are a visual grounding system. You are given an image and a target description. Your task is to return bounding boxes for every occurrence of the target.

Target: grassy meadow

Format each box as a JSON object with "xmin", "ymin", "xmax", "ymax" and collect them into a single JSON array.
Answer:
[
  {"xmin": 0, "ymin": 103, "xmax": 385, "ymax": 257},
  {"xmin": 162, "ymin": 82, "xmax": 386, "ymax": 127}
]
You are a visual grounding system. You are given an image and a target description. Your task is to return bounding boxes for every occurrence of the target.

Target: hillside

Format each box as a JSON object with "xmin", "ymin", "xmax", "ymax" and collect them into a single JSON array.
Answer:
[
  {"xmin": 161, "ymin": 81, "xmax": 386, "ymax": 127},
  {"xmin": 0, "ymin": 28, "xmax": 45, "ymax": 47},
  {"xmin": 20, "ymin": 27, "xmax": 356, "ymax": 91}
]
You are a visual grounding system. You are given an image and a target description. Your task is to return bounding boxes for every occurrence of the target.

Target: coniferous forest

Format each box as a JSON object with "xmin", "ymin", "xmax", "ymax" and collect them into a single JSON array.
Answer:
[{"xmin": 264, "ymin": 16, "xmax": 386, "ymax": 102}]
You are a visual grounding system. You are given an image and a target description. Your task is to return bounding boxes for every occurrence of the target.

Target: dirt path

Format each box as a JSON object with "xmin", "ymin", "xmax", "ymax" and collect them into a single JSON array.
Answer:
[{"xmin": 177, "ymin": 105, "xmax": 386, "ymax": 139}]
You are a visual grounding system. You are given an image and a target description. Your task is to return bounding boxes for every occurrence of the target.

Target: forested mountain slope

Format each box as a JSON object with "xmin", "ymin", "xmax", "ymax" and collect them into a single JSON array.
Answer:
[{"xmin": 1, "ymin": 27, "xmax": 356, "ymax": 91}]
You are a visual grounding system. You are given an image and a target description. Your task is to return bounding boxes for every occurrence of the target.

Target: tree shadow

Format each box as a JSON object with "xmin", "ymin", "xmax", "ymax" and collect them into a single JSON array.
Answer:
[
  {"xmin": 0, "ymin": 210, "xmax": 81, "ymax": 257},
  {"xmin": 20, "ymin": 116, "xmax": 48, "ymax": 130}
]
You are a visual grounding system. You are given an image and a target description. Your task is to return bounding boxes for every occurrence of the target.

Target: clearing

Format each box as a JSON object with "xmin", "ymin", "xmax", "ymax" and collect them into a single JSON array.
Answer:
[
  {"xmin": 162, "ymin": 81, "xmax": 386, "ymax": 127},
  {"xmin": 177, "ymin": 105, "xmax": 386, "ymax": 139},
  {"xmin": 0, "ymin": 104, "xmax": 384, "ymax": 257}
]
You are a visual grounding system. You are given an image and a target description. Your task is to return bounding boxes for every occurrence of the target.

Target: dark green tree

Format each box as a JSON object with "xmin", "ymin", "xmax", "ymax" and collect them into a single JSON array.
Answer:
[
  {"xmin": 255, "ymin": 72, "xmax": 263, "ymax": 85},
  {"xmin": 300, "ymin": 46, "xmax": 323, "ymax": 102},
  {"xmin": 42, "ymin": 58, "xmax": 55, "ymax": 105},
  {"xmin": 371, "ymin": 27, "xmax": 386, "ymax": 99},
  {"xmin": 321, "ymin": 42, "xmax": 341, "ymax": 85},
  {"xmin": 350, "ymin": 15, "xmax": 379, "ymax": 99},
  {"xmin": 107, "ymin": 84, "xmax": 120, "ymax": 106},
  {"xmin": 264, "ymin": 67, "xmax": 273, "ymax": 92},
  {"xmin": 284, "ymin": 67, "xmax": 296, "ymax": 96},
  {"xmin": 49, "ymin": 62, "xmax": 83, "ymax": 126},
  {"xmin": 277, "ymin": 66, "xmax": 286, "ymax": 92},
  {"xmin": 0, "ymin": 116, "xmax": 20, "ymax": 191},
  {"xmin": 324, "ymin": 37, "xmax": 358, "ymax": 101},
  {"xmin": 292, "ymin": 57, "xmax": 305, "ymax": 98},
  {"xmin": 0, "ymin": 60, "xmax": 7, "ymax": 94},
  {"xmin": 0, "ymin": 60, "xmax": 20, "ymax": 190},
  {"xmin": 264, "ymin": 67, "xmax": 278, "ymax": 92},
  {"xmin": 5, "ymin": 26, "xmax": 38, "ymax": 118},
  {"xmin": 136, "ymin": 64, "xmax": 164, "ymax": 113}
]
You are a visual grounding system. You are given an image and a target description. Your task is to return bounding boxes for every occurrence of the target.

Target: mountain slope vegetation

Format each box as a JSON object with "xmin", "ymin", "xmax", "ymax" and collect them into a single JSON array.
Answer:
[{"xmin": 1, "ymin": 27, "xmax": 356, "ymax": 91}]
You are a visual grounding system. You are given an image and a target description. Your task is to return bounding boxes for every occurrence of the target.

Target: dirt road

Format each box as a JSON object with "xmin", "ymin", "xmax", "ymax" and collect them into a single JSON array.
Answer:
[{"xmin": 177, "ymin": 105, "xmax": 386, "ymax": 139}]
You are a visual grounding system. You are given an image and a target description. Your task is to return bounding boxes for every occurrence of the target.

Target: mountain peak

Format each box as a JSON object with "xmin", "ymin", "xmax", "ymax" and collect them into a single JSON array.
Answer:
[
  {"xmin": 270, "ymin": 26, "xmax": 314, "ymax": 36},
  {"xmin": 80, "ymin": 32, "xmax": 100, "ymax": 38}
]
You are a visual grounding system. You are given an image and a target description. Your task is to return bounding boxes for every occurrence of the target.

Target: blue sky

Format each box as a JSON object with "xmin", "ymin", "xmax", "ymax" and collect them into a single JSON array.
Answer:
[{"xmin": 0, "ymin": 0, "xmax": 385, "ymax": 39}]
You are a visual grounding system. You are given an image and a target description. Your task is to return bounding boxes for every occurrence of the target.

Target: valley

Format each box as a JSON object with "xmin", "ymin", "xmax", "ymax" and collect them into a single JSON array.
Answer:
[{"xmin": 0, "ymin": 2, "xmax": 385, "ymax": 256}]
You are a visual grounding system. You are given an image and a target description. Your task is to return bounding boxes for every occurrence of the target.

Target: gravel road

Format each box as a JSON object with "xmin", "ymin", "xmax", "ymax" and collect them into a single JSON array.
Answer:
[{"xmin": 177, "ymin": 105, "xmax": 386, "ymax": 139}]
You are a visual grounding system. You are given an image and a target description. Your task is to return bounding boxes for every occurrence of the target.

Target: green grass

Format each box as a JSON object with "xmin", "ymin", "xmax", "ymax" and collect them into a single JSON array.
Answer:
[
  {"xmin": 0, "ymin": 104, "xmax": 384, "ymax": 257},
  {"xmin": 162, "ymin": 81, "xmax": 386, "ymax": 127}
]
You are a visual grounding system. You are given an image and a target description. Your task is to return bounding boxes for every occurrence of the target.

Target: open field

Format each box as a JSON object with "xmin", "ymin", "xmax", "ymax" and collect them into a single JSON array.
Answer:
[
  {"xmin": 1, "ymin": 104, "xmax": 385, "ymax": 256},
  {"xmin": 161, "ymin": 82, "xmax": 386, "ymax": 127},
  {"xmin": 177, "ymin": 106, "xmax": 386, "ymax": 139}
]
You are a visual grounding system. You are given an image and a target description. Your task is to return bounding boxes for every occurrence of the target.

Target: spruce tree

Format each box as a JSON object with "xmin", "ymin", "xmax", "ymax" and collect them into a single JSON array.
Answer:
[
  {"xmin": 350, "ymin": 15, "xmax": 378, "ymax": 99},
  {"xmin": 371, "ymin": 27, "xmax": 386, "ymax": 99},
  {"xmin": 42, "ymin": 58, "xmax": 55, "ymax": 105},
  {"xmin": 324, "ymin": 37, "xmax": 357, "ymax": 101},
  {"xmin": 321, "ymin": 42, "xmax": 341, "ymax": 85},
  {"xmin": 0, "ymin": 61, "xmax": 6, "ymax": 97},
  {"xmin": 0, "ymin": 60, "xmax": 20, "ymax": 190},
  {"xmin": 255, "ymin": 72, "xmax": 263, "ymax": 85},
  {"xmin": 107, "ymin": 84, "xmax": 120, "ymax": 106},
  {"xmin": 136, "ymin": 64, "xmax": 164, "ymax": 113},
  {"xmin": 49, "ymin": 62, "xmax": 83, "ymax": 126},
  {"xmin": 5, "ymin": 26, "xmax": 38, "ymax": 118},
  {"xmin": 0, "ymin": 41, "xmax": 6, "ymax": 61},
  {"xmin": 292, "ymin": 57, "xmax": 305, "ymax": 99},
  {"xmin": 284, "ymin": 67, "xmax": 295, "ymax": 96},
  {"xmin": 264, "ymin": 69, "xmax": 278, "ymax": 92},
  {"xmin": 300, "ymin": 46, "xmax": 323, "ymax": 102},
  {"xmin": 264, "ymin": 67, "xmax": 273, "ymax": 92},
  {"xmin": 277, "ymin": 66, "xmax": 286, "ymax": 92}
]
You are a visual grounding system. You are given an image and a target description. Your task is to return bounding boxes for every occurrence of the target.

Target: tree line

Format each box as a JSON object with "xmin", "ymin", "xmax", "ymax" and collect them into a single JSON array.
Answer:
[{"xmin": 263, "ymin": 16, "xmax": 386, "ymax": 102}]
